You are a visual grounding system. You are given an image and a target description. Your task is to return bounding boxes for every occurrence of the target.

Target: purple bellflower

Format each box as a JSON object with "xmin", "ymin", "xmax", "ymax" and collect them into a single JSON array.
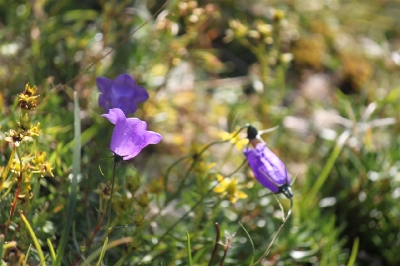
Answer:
[
  {"xmin": 243, "ymin": 125, "xmax": 292, "ymax": 198},
  {"xmin": 102, "ymin": 108, "xmax": 162, "ymax": 161},
  {"xmin": 97, "ymin": 74, "xmax": 149, "ymax": 115}
]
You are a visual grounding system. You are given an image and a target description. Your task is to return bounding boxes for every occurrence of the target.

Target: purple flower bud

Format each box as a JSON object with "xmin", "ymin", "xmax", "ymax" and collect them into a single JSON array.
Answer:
[
  {"xmin": 102, "ymin": 108, "xmax": 162, "ymax": 161},
  {"xmin": 97, "ymin": 74, "xmax": 149, "ymax": 115},
  {"xmin": 243, "ymin": 126, "xmax": 292, "ymax": 198}
]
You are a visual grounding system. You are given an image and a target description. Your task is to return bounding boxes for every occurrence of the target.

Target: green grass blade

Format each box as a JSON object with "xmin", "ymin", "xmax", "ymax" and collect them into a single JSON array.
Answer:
[
  {"xmin": 0, "ymin": 234, "xmax": 3, "ymax": 258},
  {"xmin": 96, "ymin": 237, "xmax": 108, "ymax": 266},
  {"xmin": 307, "ymin": 130, "xmax": 350, "ymax": 204},
  {"xmin": 347, "ymin": 237, "xmax": 359, "ymax": 266},
  {"xmin": 47, "ymin": 238, "xmax": 56, "ymax": 263},
  {"xmin": 23, "ymin": 244, "xmax": 32, "ymax": 266},
  {"xmin": 186, "ymin": 231, "xmax": 193, "ymax": 266},
  {"xmin": 20, "ymin": 213, "xmax": 46, "ymax": 265},
  {"xmin": 78, "ymin": 237, "xmax": 132, "ymax": 266},
  {"xmin": 55, "ymin": 91, "xmax": 81, "ymax": 266},
  {"xmin": 239, "ymin": 222, "xmax": 255, "ymax": 265}
]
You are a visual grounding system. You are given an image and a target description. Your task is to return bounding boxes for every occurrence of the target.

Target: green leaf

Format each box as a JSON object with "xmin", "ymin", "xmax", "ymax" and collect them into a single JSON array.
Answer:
[
  {"xmin": 47, "ymin": 238, "xmax": 56, "ymax": 263},
  {"xmin": 20, "ymin": 213, "xmax": 46, "ymax": 265},
  {"xmin": 347, "ymin": 237, "xmax": 359, "ymax": 266},
  {"xmin": 79, "ymin": 237, "xmax": 132, "ymax": 266},
  {"xmin": 96, "ymin": 237, "xmax": 108, "ymax": 266},
  {"xmin": 55, "ymin": 91, "xmax": 81, "ymax": 266},
  {"xmin": 186, "ymin": 231, "xmax": 193, "ymax": 266},
  {"xmin": 0, "ymin": 235, "xmax": 4, "ymax": 258}
]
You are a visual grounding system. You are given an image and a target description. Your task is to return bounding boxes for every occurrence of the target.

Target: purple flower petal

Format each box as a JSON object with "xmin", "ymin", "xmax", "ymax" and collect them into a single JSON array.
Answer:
[
  {"xmin": 103, "ymin": 108, "xmax": 162, "ymax": 160},
  {"xmin": 102, "ymin": 108, "xmax": 125, "ymax": 125},
  {"xmin": 97, "ymin": 74, "xmax": 149, "ymax": 116},
  {"xmin": 96, "ymin": 77, "xmax": 113, "ymax": 93},
  {"xmin": 113, "ymin": 73, "xmax": 137, "ymax": 88},
  {"xmin": 244, "ymin": 142, "xmax": 290, "ymax": 194},
  {"xmin": 133, "ymin": 85, "xmax": 149, "ymax": 104},
  {"xmin": 98, "ymin": 94, "xmax": 109, "ymax": 112}
]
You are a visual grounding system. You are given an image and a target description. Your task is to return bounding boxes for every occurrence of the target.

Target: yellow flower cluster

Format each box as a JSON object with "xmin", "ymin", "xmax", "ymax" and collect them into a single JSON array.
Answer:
[{"xmin": 213, "ymin": 174, "xmax": 247, "ymax": 204}]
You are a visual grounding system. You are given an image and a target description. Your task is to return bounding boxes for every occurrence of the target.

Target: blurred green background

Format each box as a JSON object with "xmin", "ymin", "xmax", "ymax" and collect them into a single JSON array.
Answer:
[{"xmin": 1, "ymin": 0, "xmax": 400, "ymax": 265}]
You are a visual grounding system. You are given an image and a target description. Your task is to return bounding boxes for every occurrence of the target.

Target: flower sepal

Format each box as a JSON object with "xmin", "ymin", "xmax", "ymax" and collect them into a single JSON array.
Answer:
[{"xmin": 279, "ymin": 183, "xmax": 293, "ymax": 199}]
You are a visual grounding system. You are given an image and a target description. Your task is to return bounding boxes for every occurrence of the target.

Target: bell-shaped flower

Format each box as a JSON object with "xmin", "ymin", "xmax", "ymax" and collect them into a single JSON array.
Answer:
[
  {"xmin": 102, "ymin": 108, "xmax": 162, "ymax": 161},
  {"xmin": 97, "ymin": 74, "xmax": 149, "ymax": 115},
  {"xmin": 243, "ymin": 125, "xmax": 292, "ymax": 198}
]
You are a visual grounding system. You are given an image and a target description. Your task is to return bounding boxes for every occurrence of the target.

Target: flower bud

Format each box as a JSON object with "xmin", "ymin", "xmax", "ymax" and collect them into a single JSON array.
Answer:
[{"xmin": 243, "ymin": 125, "xmax": 292, "ymax": 198}]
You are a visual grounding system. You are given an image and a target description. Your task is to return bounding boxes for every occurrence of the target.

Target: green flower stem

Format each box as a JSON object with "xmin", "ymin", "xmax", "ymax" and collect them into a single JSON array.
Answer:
[
  {"xmin": 347, "ymin": 237, "xmax": 359, "ymax": 266},
  {"xmin": 254, "ymin": 197, "xmax": 293, "ymax": 265},
  {"xmin": 106, "ymin": 159, "xmax": 118, "ymax": 237},
  {"xmin": 0, "ymin": 148, "xmax": 15, "ymax": 192},
  {"xmin": 77, "ymin": 237, "xmax": 133, "ymax": 266},
  {"xmin": 186, "ymin": 231, "xmax": 193, "ymax": 266},
  {"xmin": 20, "ymin": 212, "xmax": 46, "ymax": 265},
  {"xmin": 3, "ymin": 148, "xmax": 23, "ymax": 241},
  {"xmin": 47, "ymin": 238, "xmax": 56, "ymax": 263}
]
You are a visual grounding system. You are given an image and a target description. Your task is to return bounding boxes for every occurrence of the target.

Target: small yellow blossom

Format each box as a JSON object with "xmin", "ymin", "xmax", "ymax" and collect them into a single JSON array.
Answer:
[
  {"xmin": 194, "ymin": 161, "xmax": 216, "ymax": 174},
  {"xmin": 213, "ymin": 174, "xmax": 247, "ymax": 203},
  {"xmin": 219, "ymin": 127, "xmax": 248, "ymax": 150},
  {"xmin": 28, "ymin": 122, "xmax": 41, "ymax": 138},
  {"xmin": 41, "ymin": 162, "xmax": 54, "ymax": 177},
  {"xmin": 4, "ymin": 129, "xmax": 27, "ymax": 147},
  {"xmin": 18, "ymin": 83, "xmax": 39, "ymax": 111},
  {"xmin": 32, "ymin": 151, "xmax": 54, "ymax": 177}
]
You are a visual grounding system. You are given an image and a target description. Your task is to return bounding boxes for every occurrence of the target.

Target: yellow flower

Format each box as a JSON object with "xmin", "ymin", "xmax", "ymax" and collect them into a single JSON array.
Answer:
[
  {"xmin": 194, "ymin": 161, "xmax": 216, "ymax": 174},
  {"xmin": 18, "ymin": 83, "xmax": 39, "ymax": 111},
  {"xmin": 219, "ymin": 127, "xmax": 248, "ymax": 150},
  {"xmin": 213, "ymin": 174, "xmax": 247, "ymax": 203},
  {"xmin": 32, "ymin": 151, "xmax": 54, "ymax": 177}
]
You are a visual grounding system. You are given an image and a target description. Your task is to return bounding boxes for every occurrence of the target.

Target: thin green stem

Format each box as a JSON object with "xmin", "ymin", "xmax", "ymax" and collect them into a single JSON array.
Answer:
[
  {"xmin": 47, "ymin": 238, "xmax": 56, "ymax": 263},
  {"xmin": 20, "ymin": 212, "xmax": 46, "ymax": 266},
  {"xmin": 106, "ymin": 159, "xmax": 118, "ymax": 236},
  {"xmin": 253, "ymin": 197, "xmax": 293, "ymax": 265},
  {"xmin": 3, "ymin": 148, "xmax": 22, "ymax": 241},
  {"xmin": 0, "ymin": 148, "xmax": 15, "ymax": 192}
]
